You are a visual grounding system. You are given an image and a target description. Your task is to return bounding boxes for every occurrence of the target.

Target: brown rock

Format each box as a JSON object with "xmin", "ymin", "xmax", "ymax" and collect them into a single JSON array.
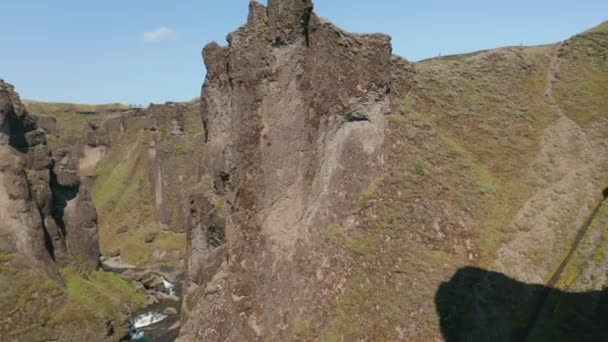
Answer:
[
  {"xmin": 105, "ymin": 249, "xmax": 121, "ymax": 258},
  {"xmin": 25, "ymin": 129, "xmax": 47, "ymax": 147},
  {"xmin": 0, "ymin": 79, "xmax": 104, "ymax": 340},
  {"xmin": 163, "ymin": 307, "xmax": 178, "ymax": 316},
  {"xmin": 117, "ymin": 225, "xmax": 129, "ymax": 234},
  {"xmin": 34, "ymin": 115, "xmax": 57, "ymax": 134},
  {"xmin": 181, "ymin": 1, "xmax": 392, "ymax": 340},
  {"xmin": 145, "ymin": 232, "xmax": 158, "ymax": 243},
  {"xmin": 52, "ymin": 150, "xmax": 81, "ymax": 187}
]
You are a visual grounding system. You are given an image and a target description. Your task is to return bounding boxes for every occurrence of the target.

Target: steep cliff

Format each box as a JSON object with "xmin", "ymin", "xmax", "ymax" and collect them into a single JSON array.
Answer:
[
  {"xmin": 180, "ymin": 0, "xmax": 398, "ymax": 340},
  {"xmin": 0, "ymin": 80, "xmax": 141, "ymax": 341},
  {"xmin": 78, "ymin": 101, "xmax": 201, "ymax": 266},
  {"xmin": 24, "ymin": 100, "xmax": 204, "ymax": 267}
]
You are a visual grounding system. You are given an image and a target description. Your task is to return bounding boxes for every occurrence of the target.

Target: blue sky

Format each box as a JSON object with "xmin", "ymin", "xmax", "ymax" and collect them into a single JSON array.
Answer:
[{"xmin": 0, "ymin": 0, "xmax": 606, "ymax": 105}]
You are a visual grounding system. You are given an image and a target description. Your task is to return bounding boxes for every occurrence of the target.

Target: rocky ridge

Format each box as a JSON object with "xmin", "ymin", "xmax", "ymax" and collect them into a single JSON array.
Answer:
[{"xmin": 0, "ymin": 80, "xmax": 121, "ymax": 340}]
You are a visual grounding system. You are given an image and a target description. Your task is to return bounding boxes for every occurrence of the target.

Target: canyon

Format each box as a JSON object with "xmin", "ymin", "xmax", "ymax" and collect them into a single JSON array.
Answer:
[{"xmin": 1, "ymin": 1, "xmax": 607, "ymax": 341}]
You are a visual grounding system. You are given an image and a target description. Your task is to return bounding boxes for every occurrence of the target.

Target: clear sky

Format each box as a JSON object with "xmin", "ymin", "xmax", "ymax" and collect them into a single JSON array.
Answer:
[{"xmin": 0, "ymin": 0, "xmax": 606, "ymax": 105}]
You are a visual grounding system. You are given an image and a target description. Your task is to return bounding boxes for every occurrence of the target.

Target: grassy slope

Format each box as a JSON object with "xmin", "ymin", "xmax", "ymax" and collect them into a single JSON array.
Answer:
[
  {"xmin": 321, "ymin": 36, "xmax": 607, "ymax": 340},
  {"xmin": 0, "ymin": 253, "xmax": 143, "ymax": 339},
  {"xmin": 554, "ymin": 23, "xmax": 608, "ymax": 125},
  {"xmin": 321, "ymin": 24, "xmax": 608, "ymax": 340},
  {"xmin": 319, "ymin": 45, "xmax": 554, "ymax": 340},
  {"xmin": 22, "ymin": 100, "xmax": 128, "ymax": 149},
  {"xmin": 91, "ymin": 102, "xmax": 202, "ymax": 266},
  {"xmin": 91, "ymin": 125, "xmax": 186, "ymax": 266}
]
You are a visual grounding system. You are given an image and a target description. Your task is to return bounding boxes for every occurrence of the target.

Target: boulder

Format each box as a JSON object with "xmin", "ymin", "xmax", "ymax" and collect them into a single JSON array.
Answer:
[
  {"xmin": 145, "ymin": 232, "xmax": 158, "ymax": 244},
  {"xmin": 25, "ymin": 129, "xmax": 47, "ymax": 147},
  {"xmin": 35, "ymin": 115, "xmax": 57, "ymax": 134},
  {"xmin": 117, "ymin": 225, "xmax": 129, "ymax": 234},
  {"xmin": 163, "ymin": 307, "xmax": 178, "ymax": 316},
  {"xmin": 141, "ymin": 272, "xmax": 165, "ymax": 291}
]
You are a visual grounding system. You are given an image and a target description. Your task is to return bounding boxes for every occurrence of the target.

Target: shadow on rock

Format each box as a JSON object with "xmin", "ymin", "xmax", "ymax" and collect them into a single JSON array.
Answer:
[{"xmin": 435, "ymin": 267, "xmax": 608, "ymax": 342}]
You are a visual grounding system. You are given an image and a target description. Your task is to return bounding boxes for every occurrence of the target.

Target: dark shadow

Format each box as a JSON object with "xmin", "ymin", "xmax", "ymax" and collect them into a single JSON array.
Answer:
[
  {"xmin": 603, "ymin": 187, "xmax": 608, "ymax": 199},
  {"xmin": 42, "ymin": 223, "xmax": 56, "ymax": 261},
  {"xmin": 49, "ymin": 161, "xmax": 79, "ymax": 239},
  {"xmin": 436, "ymin": 267, "xmax": 608, "ymax": 342},
  {"xmin": 7, "ymin": 109, "xmax": 35, "ymax": 153}
]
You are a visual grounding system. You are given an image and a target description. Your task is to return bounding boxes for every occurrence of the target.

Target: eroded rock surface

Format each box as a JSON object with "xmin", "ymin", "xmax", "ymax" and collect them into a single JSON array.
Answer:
[
  {"xmin": 179, "ymin": 1, "xmax": 396, "ymax": 340},
  {"xmin": 0, "ymin": 80, "xmax": 103, "ymax": 340}
]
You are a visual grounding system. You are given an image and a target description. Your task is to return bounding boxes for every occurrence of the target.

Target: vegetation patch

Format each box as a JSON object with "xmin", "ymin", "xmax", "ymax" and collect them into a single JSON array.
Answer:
[
  {"xmin": 554, "ymin": 28, "xmax": 608, "ymax": 125},
  {"xmin": 43, "ymin": 267, "xmax": 145, "ymax": 336}
]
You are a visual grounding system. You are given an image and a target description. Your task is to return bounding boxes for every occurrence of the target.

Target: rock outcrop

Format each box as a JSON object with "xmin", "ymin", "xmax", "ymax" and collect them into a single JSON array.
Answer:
[
  {"xmin": 179, "ymin": 2, "xmax": 608, "ymax": 341},
  {"xmin": 0, "ymin": 80, "xmax": 102, "ymax": 339},
  {"xmin": 0, "ymin": 80, "xmax": 100, "ymax": 273},
  {"xmin": 180, "ymin": 1, "xmax": 396, "ymax": 340}
]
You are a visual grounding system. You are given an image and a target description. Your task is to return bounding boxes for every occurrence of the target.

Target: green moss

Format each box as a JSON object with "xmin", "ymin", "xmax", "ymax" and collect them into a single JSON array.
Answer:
[
  {"xmin": 294, "ymin": 319, "xmax": 314, "ymax": 337},
  {"xmin": 193, "ymin": 175, "xmax": 215, "ymax": 196},
  {"xmin": 480, "ymin": 183, "xmax": 499, "ymax": 195},
  {"xmin": 414, "ymin": 158, "xmax": 428, "ymax": 176},
  {"xmin": 22, "ymin": 100, "xmax": 127, "ymax": 148},
  {"xmin": 0, "ymin": 253, "xmax": 15, "ymax": 263},
  {"xmin": 323, "ymin": 224, "xmax": 377, "ymax": 256},
  {"xmin": 174, "ymin": 143, "xmax": 193, "ymax": 156},
  {"xmin": 53, "ymin": 268, "xmax": 144, "ymax": 323},
  {"xmin": 214, "ymin": 196, "xmax": 230, "ymax": 219},
  {"xmin": 358, "ymin": 183, "xmax": 378, "ymax": 207},
  {"xmin": 554, "ymin": 29, "xmax": 608, "ymax": 125}
]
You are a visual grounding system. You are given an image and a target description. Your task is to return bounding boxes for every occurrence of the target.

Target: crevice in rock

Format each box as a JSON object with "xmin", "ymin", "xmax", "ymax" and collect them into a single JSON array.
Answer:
[
  {"xmin": 220, "ymin": 171, "xmax": 230, "ymax": 183},
  {"xmin": 302, "ymin": 5, "xmax": 313, "ymax": 47},
  {"xmin": 344, "ymin": 111, "xmax": 370, "ymax": 123},
  {"xmin": 42, "ymin": 221, "xmax": 56, "ymax": 261},
  {"xmin": 603, "ymin": 187, "xmax": 608, "ymax": 199},
  {"xmin": 7, "ymin": 109, "xmax": 31, "ymax": 153},
  {"xmin": 207, "ymin": 224, "xmax": 225, "ymax": 248}
]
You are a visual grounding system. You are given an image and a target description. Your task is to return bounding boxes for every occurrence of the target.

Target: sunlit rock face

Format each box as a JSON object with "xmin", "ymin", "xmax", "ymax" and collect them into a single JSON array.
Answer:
[
  {"xmin": 179, "ymin": 1, "xmax": 397, "ymax": 340},
  {"xmin": 0, "ymin": 80, "xmax": 102, "ymax": 340}
]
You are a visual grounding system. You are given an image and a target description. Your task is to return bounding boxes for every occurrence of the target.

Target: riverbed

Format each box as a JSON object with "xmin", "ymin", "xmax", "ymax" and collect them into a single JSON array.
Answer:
[
  {"xmin": 101, "ymin": 259, "xmax": 183, "ymax": 341},
  {"xmin": 130, "ymin": 290, "xmax": 182, "ymax": 341}
]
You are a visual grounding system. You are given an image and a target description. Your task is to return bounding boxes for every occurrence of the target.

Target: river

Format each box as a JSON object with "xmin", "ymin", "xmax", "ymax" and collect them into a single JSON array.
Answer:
[{"xmin": 102, "ymin": 260, "xmax": 183, "ymax": 341}]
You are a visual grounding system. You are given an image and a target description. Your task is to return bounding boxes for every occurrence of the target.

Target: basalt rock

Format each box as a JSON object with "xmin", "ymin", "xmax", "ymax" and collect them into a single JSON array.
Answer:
[
  {"xmin": 0, "ymin": 80, "xmax": 101, "ymax": 339},
  {"xmin": 179, "ymin": 1, "xmax": 393, "ymax": 340},
  {"xmin": 34, "ymin": 114, "xmax": 57, "ymax": 134}
]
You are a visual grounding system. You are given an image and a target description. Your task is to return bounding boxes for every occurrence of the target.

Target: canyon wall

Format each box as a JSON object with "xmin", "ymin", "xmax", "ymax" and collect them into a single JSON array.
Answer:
[
  {"xmin": 0, "ymin": 80, "xmax": 111, "ymax": 340},
  {"xmin": 179, "ymin": 0, "xmax": 408, "ymax": 340}
]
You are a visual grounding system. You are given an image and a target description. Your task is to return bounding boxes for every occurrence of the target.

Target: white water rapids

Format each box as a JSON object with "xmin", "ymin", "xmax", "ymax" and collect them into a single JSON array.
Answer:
[{"xmin": 129, "ymin": 277, "xmax": 177, "ymax": 340}]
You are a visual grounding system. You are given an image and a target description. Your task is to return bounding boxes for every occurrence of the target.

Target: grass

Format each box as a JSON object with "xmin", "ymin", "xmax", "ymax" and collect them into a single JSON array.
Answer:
[
  {"xmin": 0, "ymin": 260, "xmax": 64, "ymax": 338},
  {"xmin": 324, "ymin": 224, "xmax": 377, "ymax": 256},
  {"xmin": 553, "ymin": 28, "xmax": 608, "ymax": 125},
  {"xmin": 294, "ymin": 319, "xmax": 314, "ymax": 338},
  {"xmin": 52, "ymin": 268, "xmax": 144, "ymax": 321},
  {"xmin": 90, "ymin": 121, "xmax": 187, "ymax": 266},
  {"xmin": 22, "ymin": 100, "xmax": 128, "ymax": 149},
  {"xmin": 585, "ymin": 21, "xmax": 608, "ymax": 34},
  {"xmin": 322, "ymin": 44, "xmax": 563, "ymax": 340}
]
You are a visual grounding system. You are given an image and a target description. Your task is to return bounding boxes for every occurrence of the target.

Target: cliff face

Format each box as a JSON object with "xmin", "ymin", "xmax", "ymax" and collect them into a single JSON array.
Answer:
[
  {"xmin": 0, "ymin": 80, "xmax": 108, "ymax": 340},
  {"xmin": 0, "ymin": 80, "xmax": 100, "ymax": 273},
  {"xmin": 180, "ymin": 1, "xmax": 403, "ymax": 340},
  {"xmin": 76, "ymin": 101, "xmax": 201, "ymax": 266},
  {"xmin": 0, "ymin": 80, "xmax": 60, "ymax": 279}
]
